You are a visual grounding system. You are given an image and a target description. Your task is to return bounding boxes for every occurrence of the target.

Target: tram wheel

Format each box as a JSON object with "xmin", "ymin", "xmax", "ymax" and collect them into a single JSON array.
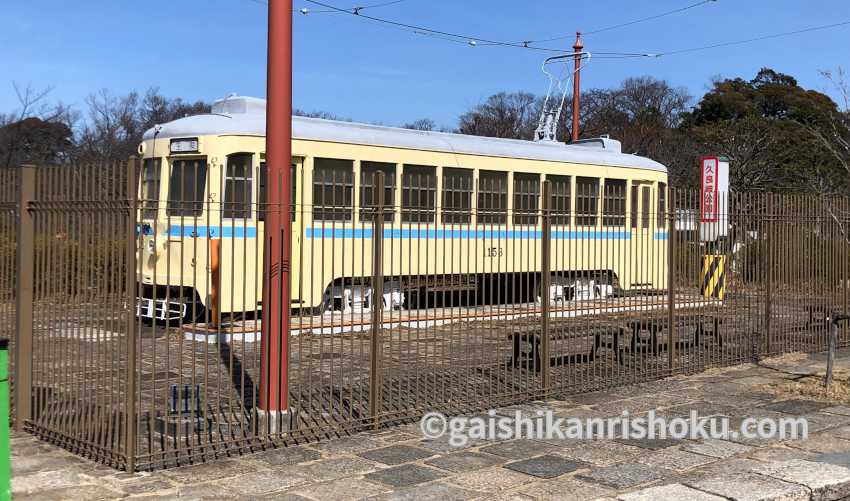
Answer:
[{"xmin": 535, "ymin": 275, "xmax": 576, "ymax": 305}]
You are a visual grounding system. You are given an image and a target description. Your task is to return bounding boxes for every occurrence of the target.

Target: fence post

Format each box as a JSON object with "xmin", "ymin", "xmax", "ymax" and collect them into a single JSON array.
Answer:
[
  {"xmin": 124, "ymin": 157, "xmax": 138, "ymax": 472},
  {"xmin": 763, "ymin": 195, "xmax": 773, "ymax": 357},
  {"xmin": 369, "ymin": 171, "xmax": 385, "ymax": 428},
  {"xmin": 540, "ymin": 180, "xmax": 552, "ymax": 393},
  {"xmin": 14, "ymin": 166, "xmax": 34, "ymax": 432},
  {"xmin": 0, "ymin": 337, "xmax": 9, "ymax": 500},
  {"xmin": 839, "ymin": 199, "xmax": 850, "ymax": 339},
  {"xmin": 827, "ymin": 314, "xmax": 850, "ymax": 388},
  {"xmin": 826, "ymin": 314, "xmax": 837, "ymax": 388},
  {"xmin": 667, "ymin": 189, "xmax": 676, "ymax": 374}
]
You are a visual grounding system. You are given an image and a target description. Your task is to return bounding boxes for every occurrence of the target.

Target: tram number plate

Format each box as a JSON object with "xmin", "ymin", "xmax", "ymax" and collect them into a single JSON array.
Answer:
[{"xmin": 485, "ymin": 247, "xmax": 503, "ymax": 258}]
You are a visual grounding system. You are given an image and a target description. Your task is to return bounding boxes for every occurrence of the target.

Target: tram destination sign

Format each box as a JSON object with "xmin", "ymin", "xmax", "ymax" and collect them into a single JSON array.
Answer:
[{"xmin": 170, "ymin": 137, "xmax": 199, "ymax": 153}]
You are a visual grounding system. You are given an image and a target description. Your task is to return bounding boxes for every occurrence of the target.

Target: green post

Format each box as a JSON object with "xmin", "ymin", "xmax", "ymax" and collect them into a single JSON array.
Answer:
[{"xmin": 0, "ymin": 337, "xmax": 10, "ymax": 501}]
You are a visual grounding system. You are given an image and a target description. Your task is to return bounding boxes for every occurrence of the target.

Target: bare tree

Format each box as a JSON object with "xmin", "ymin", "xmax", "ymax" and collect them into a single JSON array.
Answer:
[
  {"xmin": 581, "ymin": 77, "xmax": 691, "ymax": 156},
  {"xmin": 799, "ymin": 68, "xmax": 850, "ymax": 243},
  {"xmin": 0, "ymin": 82, "xmax": 76, "ymax": 167},
  {"xmin": 690, "ymin": 116, "xmax": 782, "ymax": 192},
  {"xmin": 458, "ymin": 92, "xmax": 540, "ymax": 140},
  {"xmin": 74, "ymin": 88, "xmax": 212, "ymax": 163},
  {"xmin": 810, "ymin": 69, "xmax": 850, "ymax": 178},
  {"xmin": 652, "ymin": 128, "xmax": 702, "ymax": 189},
  {"xmin": 139, "ymin": 87, "xmax": 210, "ymax": 131},
  {"xmin": 1, "ymin": 85, "xmax": 219, "ymax": 166},
  {"xmin": 402, "ymin": 118, "xmax": 436, "ymax": 131},
  {"xmin": 293, "ymin": 108, "xmax": 347, "ymax": 121},
  {"xmin": 74, "ymin": 90, "xmax": 141, "ymax": 162}
]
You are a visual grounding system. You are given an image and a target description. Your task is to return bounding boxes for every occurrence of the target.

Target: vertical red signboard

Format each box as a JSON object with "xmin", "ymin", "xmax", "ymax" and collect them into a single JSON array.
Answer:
[{"xmin": 700, "ymin": 156, "xmax": 720, "ymax": 223}]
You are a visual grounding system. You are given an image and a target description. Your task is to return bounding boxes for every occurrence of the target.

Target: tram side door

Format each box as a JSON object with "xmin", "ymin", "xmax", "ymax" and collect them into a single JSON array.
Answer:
[
  {"xmin": 289, "ymin": 158, "xmax": 303, "ymax": 308},
  {"xmin": 630, "ymin": 181, "xmax": 653, "ymax": 288}
]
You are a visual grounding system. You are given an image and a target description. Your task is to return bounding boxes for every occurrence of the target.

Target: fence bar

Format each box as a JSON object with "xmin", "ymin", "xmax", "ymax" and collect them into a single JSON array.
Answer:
[
  {"xmin": 14, "ymin": 166, "xmax": 35, "ymax": 432},
  {"xmin": 124, "ymin": 158, "xmax": 138, "ymax": 472},
  {"xmin": 369, "ymin": 171, "xmax": 385, "ymax": 426},
  {"xmin": 540, "ymin": 181, "xmax": 552, "ymax": 392},
  {"xmin": 667, "ymin": 199, "xmax": 675, "ymax": 372}
]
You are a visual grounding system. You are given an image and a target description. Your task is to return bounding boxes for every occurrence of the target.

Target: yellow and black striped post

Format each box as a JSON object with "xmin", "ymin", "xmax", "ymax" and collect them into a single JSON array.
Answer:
[{"xmin": 701, "ymin": 254, "xmax": 726, "ymax": 300}]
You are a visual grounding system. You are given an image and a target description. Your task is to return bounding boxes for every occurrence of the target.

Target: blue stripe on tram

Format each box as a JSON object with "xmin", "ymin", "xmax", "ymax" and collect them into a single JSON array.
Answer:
[
  {"xmin": 304, "ymin": 228, "xmax": 635, "ymax": 240},
  {"xmin": 160, "ymin": 226, "xmax": 667, "ymax": 240},
  {"xmin": 167, "ymin": 225, "xmax": 258, "ymax": 238}
]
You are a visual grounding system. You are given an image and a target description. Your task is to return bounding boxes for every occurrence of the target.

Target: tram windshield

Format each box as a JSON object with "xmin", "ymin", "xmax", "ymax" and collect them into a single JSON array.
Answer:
[
  {"xmin": 166, "ymin": 158, "xmax": 207, "ymax": 217},
  {"xmin": 140, "ymin": 158, "xmax": 161, "ymax": 220}
]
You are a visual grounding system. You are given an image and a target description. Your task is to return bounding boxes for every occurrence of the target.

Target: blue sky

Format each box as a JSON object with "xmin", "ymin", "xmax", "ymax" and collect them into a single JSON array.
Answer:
[{"xmin": 2, "ymin": 0, "xmax": 849, "ymax": 129}]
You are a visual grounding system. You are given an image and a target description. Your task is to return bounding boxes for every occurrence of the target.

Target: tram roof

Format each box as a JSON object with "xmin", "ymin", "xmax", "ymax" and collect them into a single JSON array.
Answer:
[{"xmin": 143, "ymin": 96, "xmax": 667, "ymax": 174}]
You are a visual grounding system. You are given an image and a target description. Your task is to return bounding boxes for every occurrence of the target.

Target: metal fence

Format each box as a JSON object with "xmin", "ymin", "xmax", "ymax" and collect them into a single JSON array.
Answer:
[
  {"xmin": 0, "ymin": 168, "xmax": 18, "ymax": 424},
  {"xmin": 5, "ymin": 162, "xmax": 850, "ymax": 471},
  {"xmin": 8, "ymin": 163, "xmax": 134, "ymax": 466}
]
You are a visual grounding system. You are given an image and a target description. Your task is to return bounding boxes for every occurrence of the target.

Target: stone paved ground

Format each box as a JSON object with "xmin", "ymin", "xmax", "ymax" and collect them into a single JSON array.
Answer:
[{"xmin": 14, "ymin": 349, "xmax": 850, "ymax": 500}]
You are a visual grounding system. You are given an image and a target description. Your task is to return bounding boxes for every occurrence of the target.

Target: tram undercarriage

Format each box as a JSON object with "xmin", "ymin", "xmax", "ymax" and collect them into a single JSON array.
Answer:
[{"xmin": 319, "ymin": 270, "xmax": 622, "ymax": 314}]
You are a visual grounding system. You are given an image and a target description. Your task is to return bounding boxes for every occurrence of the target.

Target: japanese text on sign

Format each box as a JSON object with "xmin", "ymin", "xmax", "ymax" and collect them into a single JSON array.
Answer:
[{"xmin": 701, "ymin": 157, "xmax": 719, "ymax": 222}]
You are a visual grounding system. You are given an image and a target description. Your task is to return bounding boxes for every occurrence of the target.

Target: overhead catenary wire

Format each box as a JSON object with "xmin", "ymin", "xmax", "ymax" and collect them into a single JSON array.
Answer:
[
  {"xmin": 244, "ymin": 0, "xmax": 407, "ymax": 12},
  {"xmin": 304, "ymin": 0, "xmax": 407, "ymax": 14},
  {"xmin": 301, "ymin": 0, "xmax": 653, "ymax": 56},
  {"xmin": 655, "ymin": 19, "xmax": 850, "ymax": 56},
  {"xmin": 524, "ymin": 0, "xmax": 717, "ymax": 44},
  {"xmin": 565, "ymin": 19, "xmax": 850, "ymax": 60},
  {"xmin": 279, "ymin": 1, "xmax": 850, "ymax": 64},
  {"xmin": 302, "ymin": 0, "xmax": 563, "ymax": 52}
]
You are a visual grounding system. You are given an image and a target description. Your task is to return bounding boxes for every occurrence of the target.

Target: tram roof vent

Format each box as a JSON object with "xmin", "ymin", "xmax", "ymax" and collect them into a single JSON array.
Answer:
[
  {"xmin": 212, "ymin": 95, "xmax": 267, "ymax": 116},
  {"xmin": 567, "ymin": 137, "xmax": 622, "ymax": 154}
]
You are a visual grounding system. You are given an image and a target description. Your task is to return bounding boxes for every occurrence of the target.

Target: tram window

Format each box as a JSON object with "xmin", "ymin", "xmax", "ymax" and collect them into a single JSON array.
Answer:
[
  {"xmin": 141, "ymin": 158, "xmax": 161, "ymax": 219},
  {"xmin": 313, "ymin": 158, "xmax": 353, "ymax": 221},
  {"xmin": 259, "ymin": 163, "xmax": 266, "ymax": 221},
  {"xmin": 658, "ymin": 182, "xmax": 667, "ymax": 228},
  {"xmin": 477, "ymin": 170, "xmax": 508, "ymax": 225},
  {"xmin": 442, "ymin": 167, "xmax": 473, "ymax": 224},
  {"xmin": 513, "ymin": 173, "xmax": 540, "ymax": 225},
  {"xmin": 401, "ymin": 165, "xmax": 436, "ymax": 223},
  {"xmin": 602, "ymin": 179, "xmax": 627, "ymax": 227},
  {"xmin": 167, "ymin": 158, "xmax": 207, "ymax": 217},
  {"xmin": 642, "ymin": 185, "xmax": 651, "ymax": 228},
  {"xmin": 549, "ymin": 175, "xmax": 571, "ymax": 225},
  {"xmin": 575, "ymin": 177, "xmax": 599, "ymax": 226},
  {"xmin": 360, "ymin": 161, "xmax": 395, "ymax": 222},
  {"xmin": 631, "ymin": 183, "xmax": 639, "ymax": 229},
  {"xmin": 224, "ymin": 153, "xmax": 252, "ymax": 219},
  {"xmin": 258, "ymin": 162, "xmax": 296, "ymax": 222}
]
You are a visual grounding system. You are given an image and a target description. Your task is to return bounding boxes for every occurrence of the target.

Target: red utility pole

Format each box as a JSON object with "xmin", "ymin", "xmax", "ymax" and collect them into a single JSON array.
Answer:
[
  {"xmin": 571, "ymin": 32, "xmax": 583, "ymax": 143},
  {"xmin": 260, "ymin": 0, "xmax": 293, "ymax": 423}
]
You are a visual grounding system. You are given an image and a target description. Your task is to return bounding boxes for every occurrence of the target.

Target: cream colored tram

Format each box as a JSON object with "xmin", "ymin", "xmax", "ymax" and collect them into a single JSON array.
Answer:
[{"xmin": 135, "ymin": 95, "xmax": 668, "ymax": 321}]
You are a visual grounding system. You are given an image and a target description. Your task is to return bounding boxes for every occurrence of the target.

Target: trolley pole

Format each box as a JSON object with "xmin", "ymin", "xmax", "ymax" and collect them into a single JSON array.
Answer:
[
  {"xmin": 570, "ymin": 32, "xmax": 583, "ymax": 143},
  {"xmin": 259, "ymin": 0, "xmax": 293, "ymax": 431}
]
